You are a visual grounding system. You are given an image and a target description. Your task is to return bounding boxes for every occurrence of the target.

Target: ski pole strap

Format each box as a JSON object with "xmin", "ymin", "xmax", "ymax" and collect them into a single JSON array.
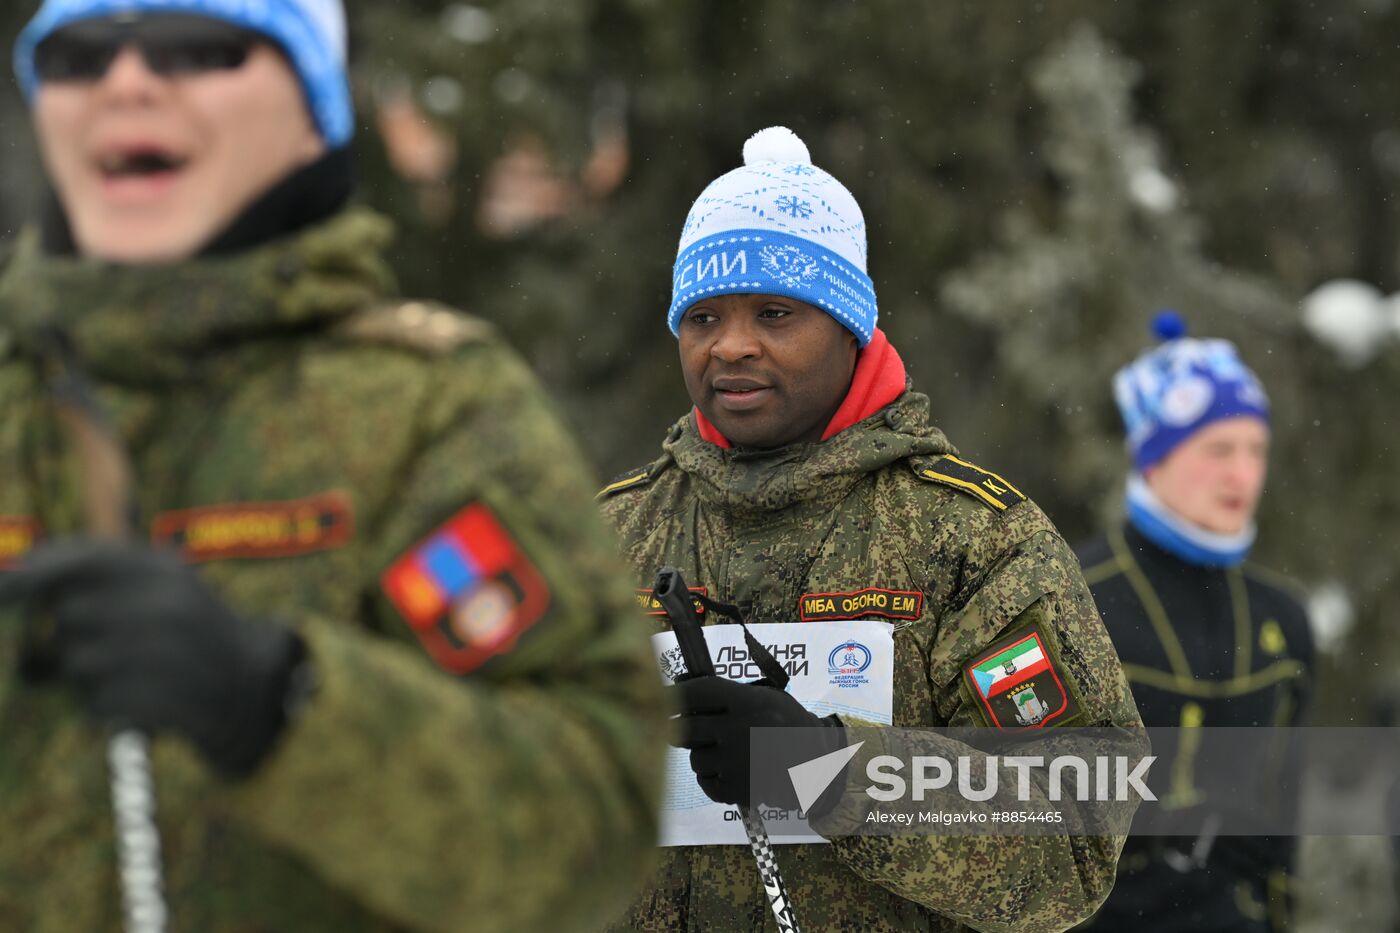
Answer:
[
  {"xmin": 36, "ymin": 325, "xmax": 141, "ymax": 538},
  {"xmin": 693, "ymin": 592, "xmax": 789, "ymax": 689},
  {"xmin": 38, "ymin": 328, "xmax": 165, "ymax": 933},
  {"xmin": 653, "ymin": 567, "xmax": 714, "ymax": 678},
  {"xmin": 651, "ymin": 569, "xmax": 804, "ymax": 932}
]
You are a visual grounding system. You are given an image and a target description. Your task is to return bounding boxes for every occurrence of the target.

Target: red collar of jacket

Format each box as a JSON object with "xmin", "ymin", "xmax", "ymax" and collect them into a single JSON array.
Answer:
[{"xmin": 694, "ymin": 327, "xmax": 907, "ymax": 449}]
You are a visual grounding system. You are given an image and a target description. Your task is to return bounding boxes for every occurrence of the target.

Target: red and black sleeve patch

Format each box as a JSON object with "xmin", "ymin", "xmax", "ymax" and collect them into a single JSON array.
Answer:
[
  {"xmin": 799, "ymin": 588, "xmax": 923, "ymax": 622},
  {"xmin": 380, "ymin": 502, "xmax": 551, "ymax": 675}
]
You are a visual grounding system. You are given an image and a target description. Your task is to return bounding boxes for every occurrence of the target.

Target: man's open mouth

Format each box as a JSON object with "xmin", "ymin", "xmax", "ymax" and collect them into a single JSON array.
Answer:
[{"xmin": 97, "ymin": 148, "xmax": 190, "ymax": 179}]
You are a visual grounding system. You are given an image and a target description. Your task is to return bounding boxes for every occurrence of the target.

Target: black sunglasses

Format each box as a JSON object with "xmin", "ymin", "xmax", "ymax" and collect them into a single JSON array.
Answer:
[{"xmin": 33, "ymin": 14, "xmax": 263, "ymax": 83}]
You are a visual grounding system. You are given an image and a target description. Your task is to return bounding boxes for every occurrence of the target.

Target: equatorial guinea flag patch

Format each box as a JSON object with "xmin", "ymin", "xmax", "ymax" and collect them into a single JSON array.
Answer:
[
  {"xmin": 963, "ymin": 624, "xmax": 1081, "ymax": 730},
  {"xmin": 381, "ymin": 502, "xmax": 551, "ymax": 675}
]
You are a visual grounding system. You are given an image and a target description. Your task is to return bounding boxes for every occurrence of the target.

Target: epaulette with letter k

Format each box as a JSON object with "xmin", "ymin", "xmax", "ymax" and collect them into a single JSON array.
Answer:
[{"xmin": 913, "ymin": 455, "xmax": 1026, "ymax": 512}]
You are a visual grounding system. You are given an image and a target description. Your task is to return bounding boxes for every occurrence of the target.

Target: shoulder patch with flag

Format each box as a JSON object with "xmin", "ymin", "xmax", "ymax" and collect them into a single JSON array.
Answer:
[
  {"xmin": 915, "ymin": 455, "xmax": 1026, "ymax": 512},
  {"xmin": 381, "ymin": 503, "xmax": 551, "ymax": 674},
  {"xmin": 963, "ymin": 623, "xmax": 1082, "ymax": 730}
]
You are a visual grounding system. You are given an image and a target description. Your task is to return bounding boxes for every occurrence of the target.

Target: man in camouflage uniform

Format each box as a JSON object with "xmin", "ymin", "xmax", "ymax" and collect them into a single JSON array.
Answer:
[
  {"xmin": 599, "ymin": 127, "xmax": 1143, "ymax": 932},
  {"xmin": 0, "ymin": 2, "xmax": 665, "ymax": 930}
]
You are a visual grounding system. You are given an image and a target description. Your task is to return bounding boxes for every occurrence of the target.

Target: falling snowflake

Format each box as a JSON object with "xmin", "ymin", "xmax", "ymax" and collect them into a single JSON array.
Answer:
[
  {"xmin": 775, "ymin": 195, "xmax": 813, "ymax": 219},
  {"xmin": 783, "ymin": 164, "xmax": 816, "ymax": 176}
]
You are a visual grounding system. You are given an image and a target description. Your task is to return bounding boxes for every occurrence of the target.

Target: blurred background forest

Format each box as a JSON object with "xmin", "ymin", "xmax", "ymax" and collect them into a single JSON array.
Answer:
[{"xmin": 2, "ymin": 1, "xmax": 1399, "ymax": 927}]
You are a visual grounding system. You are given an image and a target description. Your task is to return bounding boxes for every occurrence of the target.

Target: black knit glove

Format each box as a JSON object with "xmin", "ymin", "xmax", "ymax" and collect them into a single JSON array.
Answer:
[
  {"xmin": 672, "ymin": 674, "xmax": 847, "ymax": 813},
  {"xmin": 2, "ymin": 539, "xmax": 306, "ymax": 777}
]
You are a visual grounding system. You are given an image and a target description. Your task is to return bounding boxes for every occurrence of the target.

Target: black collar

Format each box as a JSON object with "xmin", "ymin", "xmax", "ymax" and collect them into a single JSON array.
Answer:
[{"xmin": 41, "ymin": 145, "xmax": 355, "ymax": 258}]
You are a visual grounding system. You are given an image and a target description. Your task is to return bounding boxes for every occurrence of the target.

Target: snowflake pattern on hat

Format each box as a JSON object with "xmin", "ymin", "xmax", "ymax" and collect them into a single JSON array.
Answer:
[
  {"xmin": 669, "ymin": 127, "xmax": 877, "ymax": 345},
  {"xmin": 775, "ymin": 196, "xmax": 813, "ymax": 219},
  {"xmin": 1113, "ymin": 317, "xmax": 1270, "ymax": 470}
]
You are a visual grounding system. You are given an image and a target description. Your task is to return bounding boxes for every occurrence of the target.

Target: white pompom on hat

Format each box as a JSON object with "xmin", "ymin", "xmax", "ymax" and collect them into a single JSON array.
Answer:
[
  {"xmin": 669, "ymin": 126, "xmax": 877, "ymax": 346},
  {"xmin": 742, "ymin": 126, "xmax": 812, "ymax": 165}
]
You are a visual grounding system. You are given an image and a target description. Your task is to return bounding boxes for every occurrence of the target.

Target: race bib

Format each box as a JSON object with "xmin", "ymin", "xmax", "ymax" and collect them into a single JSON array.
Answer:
[{"xmin": 653, "ymin": 620, "xmax": 894, "ymax": 846}]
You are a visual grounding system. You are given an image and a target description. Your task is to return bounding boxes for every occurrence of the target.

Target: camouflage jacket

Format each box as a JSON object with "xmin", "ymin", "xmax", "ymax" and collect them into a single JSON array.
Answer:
[
  {"xmin": 599, "ymin": 391, "xmax": 1142, "ymax": 933},
  {"xmin": 0, "ymin": 208, "xmax": 666, "ymax": 933}
]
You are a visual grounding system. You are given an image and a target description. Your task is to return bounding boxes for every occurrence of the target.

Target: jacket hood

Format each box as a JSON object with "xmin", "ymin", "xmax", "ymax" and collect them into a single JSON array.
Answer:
[{"xmin": 664, "ymin": 388, "xmax": 955, "ymax": 515}]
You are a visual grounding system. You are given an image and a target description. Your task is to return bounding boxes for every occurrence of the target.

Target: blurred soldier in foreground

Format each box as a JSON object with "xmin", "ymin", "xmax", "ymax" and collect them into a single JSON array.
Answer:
[
  {"xmin": 598, "ymin": 126, "xmax": 1143, "ymax": 932},
  {"xmin": 0, "ymin": 1, "xmax": 665, "ymax": 930},
  {"xmin": 1076, "ymin": 314, "xmax": 1313, "ymax": 932}
]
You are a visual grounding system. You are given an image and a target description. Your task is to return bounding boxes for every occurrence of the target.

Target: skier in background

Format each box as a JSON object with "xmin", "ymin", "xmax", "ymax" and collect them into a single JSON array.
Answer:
[{"xmin": 1077, "ymin": 313, "xmax": 1314, "ymax": 932}]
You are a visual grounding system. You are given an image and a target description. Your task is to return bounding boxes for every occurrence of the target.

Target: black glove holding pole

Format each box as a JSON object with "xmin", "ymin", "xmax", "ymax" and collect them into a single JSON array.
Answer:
[
  {"xmin": 674, "ymin": 674, "xmax": 848, "ymax": 811},
  {"xmin": 2, "ymin": 539, "xmax": 307, "ymax": 777},
  {"xmin": 656, "ymin": 567, "xmax": 848, "ymax": 815}
]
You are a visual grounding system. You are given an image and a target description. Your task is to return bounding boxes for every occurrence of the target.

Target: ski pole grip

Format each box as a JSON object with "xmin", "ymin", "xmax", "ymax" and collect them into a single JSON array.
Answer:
[{"xmin": 654, "ymin": 566, "xmax": 714, "ymax": 679}]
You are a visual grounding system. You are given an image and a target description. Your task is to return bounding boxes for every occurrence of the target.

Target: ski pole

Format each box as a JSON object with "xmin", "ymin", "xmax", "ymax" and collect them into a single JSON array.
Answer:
[
  {"xmin": 108, "ymin": 730, "xmax": 169, "ymax": 933},
  {"xmin": 655, "ymin": 567, "xmax": 802, "ymax": 933},
  {"xmin": 44, "ymin": 331, "xmax": 168, "ymax": 933}
]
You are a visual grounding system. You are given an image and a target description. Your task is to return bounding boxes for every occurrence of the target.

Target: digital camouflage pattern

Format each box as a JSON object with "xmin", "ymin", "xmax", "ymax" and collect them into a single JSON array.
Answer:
[
  {"xmin": 600, "ymin": 390, "xmax": 1144, "ymax": 933},
  {"xmin": 0, "ymin": 208, "xmax": 667, "ymax": 933}
]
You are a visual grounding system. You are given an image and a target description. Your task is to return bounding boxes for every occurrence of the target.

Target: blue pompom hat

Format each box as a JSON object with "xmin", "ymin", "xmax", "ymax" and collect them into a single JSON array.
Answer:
[
  {"xmin": 1113, "ymin": 310, "xmax": 1271, "ymax": 471},
  {"xmin": 669, "ymin": 127, "xmax": 877, "ymax": 346},
  {"xmin": 14, "ymin": 0, "xmax": 353, "ymax": 148}
]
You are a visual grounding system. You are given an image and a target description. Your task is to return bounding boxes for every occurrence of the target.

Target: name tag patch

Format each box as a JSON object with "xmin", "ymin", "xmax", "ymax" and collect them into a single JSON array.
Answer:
[
  {"xmin": 381, "ymin": 503, "xmax": 550, "ymax": 675},
  {"xmin": 0, "ymin": 517, "xmax": 41, "ymax": 568},
  {"xmin": 963, "ymin": 624, "xmax": 1080, "ymax": 730},
  {"xmin": 635, "ymin": 586, "xmax": 708, "ymax": 617},
  {"xmin": 151, "ymin": 492, "xmax": 354, "ymax": 562},
  {"xmin": 799, "ymin": 587, "xmax": 923, "ymax": 622}
]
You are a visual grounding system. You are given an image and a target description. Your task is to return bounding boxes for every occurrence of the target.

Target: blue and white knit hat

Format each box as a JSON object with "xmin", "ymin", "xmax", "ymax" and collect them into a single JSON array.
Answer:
[
  {"xmin": 14, "ymin": 0, "xmax": 353, "ymax": 148},
  {"xmin": 1113, "ymin": 311, "xmax": 1271, "ymax": 471},
  {"xmin": 669, "ymin": 127, "xmax": 877, "ymax": 346}
]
